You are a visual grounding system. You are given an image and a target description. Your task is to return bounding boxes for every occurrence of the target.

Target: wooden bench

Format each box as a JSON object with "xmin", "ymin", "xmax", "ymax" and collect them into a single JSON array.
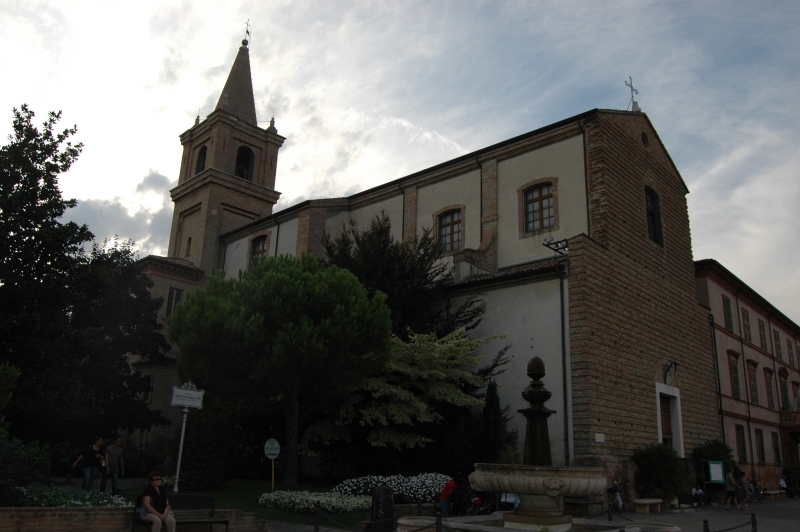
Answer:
[
  {"xmin": 133, "ymin": 494, "xmax": 230, "ymax": 531},
  {"xmin": 632, "ymin": 498, "xmax": 662, "ymax": 514},
  {"xmin": 763, "ymin": 490, "xmax": 784, "ymax": 500}
]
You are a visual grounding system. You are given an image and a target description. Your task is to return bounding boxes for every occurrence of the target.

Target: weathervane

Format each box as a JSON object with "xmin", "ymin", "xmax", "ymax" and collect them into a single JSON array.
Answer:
[
  {"xmin": 244, "ymin": 19, "xmax": 251, "ymax": 45},
  {"xmin": 625, "ymin": 76, "xmax": 640, "ymax": 111}
]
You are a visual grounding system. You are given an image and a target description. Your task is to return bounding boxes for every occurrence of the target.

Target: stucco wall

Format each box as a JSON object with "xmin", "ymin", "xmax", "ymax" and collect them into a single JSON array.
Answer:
[
  {"xmin": 350, "ymin": 195, "xmax": 404, "ymax": 241},
  {"xmin": 497, "ymin": 135, "xmax": 587, "ymax": 268},
  {"xmin": 223, "ymin": 235, "xmax": 252, "ymax": 278},
  {"xmin": 275, "ymin": 217, "xmax": 299, "ymax": 256},
  {"xmin": 458, "ymin": 278, "xmax": 570, "ymax": 465}
]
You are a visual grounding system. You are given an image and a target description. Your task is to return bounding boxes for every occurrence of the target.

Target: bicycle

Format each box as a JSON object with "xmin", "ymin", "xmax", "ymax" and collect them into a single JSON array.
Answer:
[
  {"xmin": 746, "ymin": 479, "xmax": 762, "ymax": 503},
  {"xmin": 607, "ymin": 480, "xmax": 627, "ymax": 513}
]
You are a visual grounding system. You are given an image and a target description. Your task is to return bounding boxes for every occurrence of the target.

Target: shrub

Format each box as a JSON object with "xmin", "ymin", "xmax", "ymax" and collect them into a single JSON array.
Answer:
[
  {"xmin": 259, "ymin": 491, "xmax": 370, "ymax": 514},
  {"xmin": 14, "ymin": 482, "xmax": 132, "ymax": 507},
  {"xmin": 332, "ymin": 472, "xmax": 450, "ymax": 503},
  {"xmin": 0, "ymin": 427, "xmax": 50, "ymax": 506},
  {"xmin": 168, "ymin": 408, "xmax": 232, "ymax": 489},
  {"xmin": 631, "ymin": 443, "xmax": 690, "ymax": 501},
  {"xmin": 690, "ymin": 440, "xmax": 740, "ymax": 482}
]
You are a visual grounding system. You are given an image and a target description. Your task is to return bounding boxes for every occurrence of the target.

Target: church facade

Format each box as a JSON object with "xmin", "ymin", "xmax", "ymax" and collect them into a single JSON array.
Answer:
[{"xmin": 138, "ymin": 39, "xmax": 727, "ymax": 481}]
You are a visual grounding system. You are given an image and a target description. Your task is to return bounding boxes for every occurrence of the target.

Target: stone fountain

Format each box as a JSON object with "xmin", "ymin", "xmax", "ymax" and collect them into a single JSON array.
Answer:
[{"xmin": 469, "ymin": 357, "xmax": 606, "ymax": 532}]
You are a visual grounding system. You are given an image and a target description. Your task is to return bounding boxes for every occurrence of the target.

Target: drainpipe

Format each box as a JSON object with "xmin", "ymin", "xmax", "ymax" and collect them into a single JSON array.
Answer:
[
  {"xmin": 560, "ymin": 261, "xmax": 571, "ymax": 465},
  {"xmin": 734, "ymin": 292, "xmax": 756, "ymax": 481},
  {"xmin": 767, "ymin": 315, "xmax": 785, "ymax": 464},
  {"xmin": 273, "ymin": 220, "xmax": 281, "ymax": 257},
  {"xmin": 398, "ymin": 183, "xmax": 405, "ymax": 241},
  {"xmin": 578, "ymin": 120, "xmax": 591, "ymax": 237},
  {"xmin": 710, "ymin": 313, "xmax": 726, "ymax": 444}
]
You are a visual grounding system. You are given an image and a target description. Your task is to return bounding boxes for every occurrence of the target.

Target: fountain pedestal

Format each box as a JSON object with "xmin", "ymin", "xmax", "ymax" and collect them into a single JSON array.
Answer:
[{"xmin": 469, "ymin": 357, "xmax": 605, "ymax": 532}]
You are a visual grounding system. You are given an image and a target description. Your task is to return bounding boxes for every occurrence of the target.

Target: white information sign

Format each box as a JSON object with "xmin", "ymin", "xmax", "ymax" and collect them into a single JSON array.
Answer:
[
  {"xmin": 171, "ymin": 386, "xmax": 205, "ymax": 409},
  {"xmin": 708, "ymin": 461, "xmax": 725, "ymax": 484},
  {"xmin": 264, "ymin": 438, "xmax": 280, "ymax": 459}
]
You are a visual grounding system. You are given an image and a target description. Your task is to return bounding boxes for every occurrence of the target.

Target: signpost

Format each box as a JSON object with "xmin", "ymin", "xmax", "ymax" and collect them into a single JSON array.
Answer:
[
  {"xmin": 171, "ymin": 382, "xmax": 205, "ymax": 493},
  {"xmin": 264, "ymin": 438, "xmax": 280, "ymax": 491}
]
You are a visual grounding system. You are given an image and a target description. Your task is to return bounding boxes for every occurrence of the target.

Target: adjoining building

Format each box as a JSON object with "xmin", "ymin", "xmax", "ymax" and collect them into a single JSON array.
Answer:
[
  {"xmin": 138, "ymin": 38, "xmax": 729, "ymax": 482},
  {"xmin": 696, "ymin": 259, "xmax": 800, "ymax": 488}
]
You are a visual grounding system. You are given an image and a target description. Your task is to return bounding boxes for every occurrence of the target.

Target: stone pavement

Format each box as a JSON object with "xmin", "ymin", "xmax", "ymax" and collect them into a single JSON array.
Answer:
[{"xmin": 580, "ymin": 497, "xmax": 799, "ymax": 532}]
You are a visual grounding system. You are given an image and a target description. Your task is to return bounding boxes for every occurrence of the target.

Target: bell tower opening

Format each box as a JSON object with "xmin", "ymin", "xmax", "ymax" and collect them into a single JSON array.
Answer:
[
  {"xmin": 195, "ymin": 146, "xmax": 207, "ymax": 175},
  {"xmin": 235, "ymin": 146, "xmax": 255, "ymax": 181}
]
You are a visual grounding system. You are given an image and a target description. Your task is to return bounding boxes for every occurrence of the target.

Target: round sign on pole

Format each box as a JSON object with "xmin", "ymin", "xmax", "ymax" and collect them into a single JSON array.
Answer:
[{"xmin": 264, "ymin": 438, "xmax": 280, "ymax": 459}]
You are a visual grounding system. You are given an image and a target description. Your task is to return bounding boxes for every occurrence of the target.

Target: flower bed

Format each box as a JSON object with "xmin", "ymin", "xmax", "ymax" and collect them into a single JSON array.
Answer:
[
  {"xmin": 332, "ymin": 473, "xmax": 449, "ymax": 503},
  {"xmin": 258, "ymin": 491, "xmax": 371, "ymax": 514},
  {"xmin": 14, "ymin": 483, "xmax": 133, "ymax": 508}
]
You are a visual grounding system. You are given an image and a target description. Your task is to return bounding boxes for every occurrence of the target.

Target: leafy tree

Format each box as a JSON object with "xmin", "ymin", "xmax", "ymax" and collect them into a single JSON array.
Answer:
[
  {"xmin": 0, "ymin": 106, "xmax": 170, "ymax": 446},
  {"xmin": 169, "ymin": 254, "xmax": 392, "ymax": 488},
  {"xmin": 632, "ymin": 443, "xmax": 690, "ymax": 500},
  {"xmin": 478, "ymin": 380, "xmax": 503, "ymax": 463},
  {"xmin": 322, "ymin": 212, "xmax": 484, "ymax": 338},
  {"xmin": 0, "ymin": 363, "xmax": 20, "ymax": 415}
]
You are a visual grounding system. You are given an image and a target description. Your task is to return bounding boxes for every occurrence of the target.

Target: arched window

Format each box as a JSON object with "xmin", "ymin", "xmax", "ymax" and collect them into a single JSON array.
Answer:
[
  {"xmin": 251, "ymin": 235, "xmax": 268, "ymax": 262},
  {"xmin": 645, "ymin": 186, "xmax": 663, "ymax": 245},
  {"xmin": 438, "ymin": 210, "xmax": 462, "ymax": 252},
  {"xmin": 523, "ymin": 183, "xmax": 554, "ymax": 232},
  {"xmin": 235, "ymin": 146, "xmax": 255, "ymax": 181},
  {"xmin": 185, "ymin": 237, "xmax": 192, "ymax": 257},
  {"xmin": 195, "ymin": 146, "xmax": 207, "ymax": 174}
]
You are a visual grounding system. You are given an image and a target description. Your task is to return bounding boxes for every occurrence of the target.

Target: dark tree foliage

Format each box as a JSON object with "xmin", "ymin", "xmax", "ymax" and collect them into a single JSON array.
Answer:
[
  {"xmin": 632, "ymin": 443, "xmax": 690, "ymax": 500},
  {"xmin": 322, "ymin": 212, "xmax": 484, "ymax": 338},
  {"xmin": 478, "ymin": 380, "xmax": 503, "ymax": 463},
  {"xmin": 169, "ymin": 254, "xmax": 392, "ymax": 488},
  {"xmin": 0, "ymin": 106, "xmax": 170, "ymax": 446}
]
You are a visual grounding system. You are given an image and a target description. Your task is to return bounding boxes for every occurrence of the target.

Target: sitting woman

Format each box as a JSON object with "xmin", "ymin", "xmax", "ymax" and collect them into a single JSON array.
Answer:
[{"xmin": 140, "ymin": 471, "xmax": 176, "ymax": 532}]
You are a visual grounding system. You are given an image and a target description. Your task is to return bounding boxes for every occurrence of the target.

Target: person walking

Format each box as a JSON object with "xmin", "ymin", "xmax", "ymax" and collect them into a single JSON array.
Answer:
[
  {"xmin": 439, "ymin": 475, "xmax": 458, "ymax": 517},
  {"xmin": 72, "ymin": 437, "xmax": 105, "ymax": 491},
  {"xmin": 724, "ymin": 467, "xmax": 740, "ymax": 510},
  {"xmin": 104, "ymin": 435, "xmax": 125, "ymax": 495},
  {"xmin": 139, "ymin": 471, "xmax": 176, "ymax": 532}
]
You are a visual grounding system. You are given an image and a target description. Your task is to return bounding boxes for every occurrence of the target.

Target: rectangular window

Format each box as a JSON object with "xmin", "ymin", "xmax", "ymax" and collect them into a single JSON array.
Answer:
[
  {"xmin": 748, "ymin": 365, "xmax": 759, "ymax": 405},
  {"xmin": 788, "ymin": 340, "xmax": 795, "ymax": 368},
  {"xmin": 251, "ymin": 235, "xmax": 269, "ymax": 262},
  {"xmin": 742, "ymin": 309, "xmax": 752, "ymax": 343},
  {"xmin": 755, "ymin": 429, "xmax": 765, "ymax": 464},
  {"xmin": 780, "ymin": 377, "xmax": 791, "ymax": 411},
  {"xmin": 524, "ymin": 184, "xmax": 554, "ymax": 232},
  {"xmin": 660, "ymin": 394, "xmax": 673, "ymax": 448},
  {"xmin": 735, "ymin": 424, "xmax": 747, "ymax": 463},
  {"xmin": 143, "ymin": 375, "xmax": 154, "ymax": 404},
  {"xmin": 730, "ymin": 361, "xmax": 741, "ymax": 399},
  {"xmin": 438, "ymin": 210, "xmax": 462, "ymax": 252},
  {"xmin": 765, "ymin": 372, "xmax": 775, "ymax": 410},
  {"xmin": 772, "ymin": 432, "xmax": 781, "ymax": 465},
  {"xmin": 165, "ymin": 287, "xmax": 184, "ymax": 318},
  {"xmin": 645, "ymin": 187, "xmax": 663, "ymax": 245},
  {"xmin": 758, "ymin": 320, "xmax": 768, "ymax": 350},
  {"xmin": 722, "ymin": 296, "xmax": 734, "ymax": 332},
  {"xmin": 774, "ymin": 330, "xmax": 782, "ymax": 359}
]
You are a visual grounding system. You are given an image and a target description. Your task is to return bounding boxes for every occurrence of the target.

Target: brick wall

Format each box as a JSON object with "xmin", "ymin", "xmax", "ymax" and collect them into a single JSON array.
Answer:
[
  {"xmin": 568, "ymin": 112, "xmax": 720, "ymax": 485},
  {"xmin": 0, "ymin": 507, "xmax": 270, "ymax": 532}
]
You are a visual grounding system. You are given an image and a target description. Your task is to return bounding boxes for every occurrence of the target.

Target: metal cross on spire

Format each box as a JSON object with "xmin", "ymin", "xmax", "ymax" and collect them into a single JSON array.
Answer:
[
  {"xmin": 625, "ymin": 76, "xmax": 639, "ymax": 111},
  {"xmin": 244, "ymin": 19, "xmax": 251, "ymax": 45}
]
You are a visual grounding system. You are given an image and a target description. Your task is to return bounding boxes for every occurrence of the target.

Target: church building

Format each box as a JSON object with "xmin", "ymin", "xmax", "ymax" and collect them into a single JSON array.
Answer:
[{"xmin": 137, "ymin": 38, "xmax": 727, "ymax": 481}]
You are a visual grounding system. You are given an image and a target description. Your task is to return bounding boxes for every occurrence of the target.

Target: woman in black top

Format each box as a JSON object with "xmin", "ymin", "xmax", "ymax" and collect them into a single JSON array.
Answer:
[{"xmin": 140, "ymin": 471, "xmax": 176, "ymax": 532}]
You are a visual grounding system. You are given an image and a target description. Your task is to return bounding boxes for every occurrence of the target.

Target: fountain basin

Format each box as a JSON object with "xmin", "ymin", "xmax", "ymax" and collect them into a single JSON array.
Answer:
[{"xmin": 470, "ymin": 463, "xmax": 606, "ymax": 499}]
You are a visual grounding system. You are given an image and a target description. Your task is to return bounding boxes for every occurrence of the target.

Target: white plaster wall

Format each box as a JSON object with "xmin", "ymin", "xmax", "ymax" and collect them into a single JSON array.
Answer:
[
  {"xmin": 349, "ymin": 195, "xmax": 404, "ymax": 241},
  {"xmin": 223, "ymin": 235, "xmax": 251, "ymax": 278},
  {"xmin": 417, "ymin": 170, "xmax": 480, "ymax": 247},
  {"xmin": 456, "ymin": 278, "xmax": 570, "ymax": 465},
  {"xmin": 276, "ymin": 217, "xmax": 299, "ymax": 256},
  {"xmin": 325, "ymin": 211, "xmax": 351, "ymax": 240},
  {"xmin": 497, "ymin": 135, "xmax": 588, "ymax": 268}
]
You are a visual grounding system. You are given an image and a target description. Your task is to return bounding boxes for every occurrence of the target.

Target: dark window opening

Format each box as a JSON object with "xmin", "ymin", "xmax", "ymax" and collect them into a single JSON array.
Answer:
[
  {"xmin": 235, "ymin": 146, "xmax": 255, "ymax": 181},
  {"xmin": 185, "ymin": 237, "xmax": 192, "ymax": 257},
  {"xmin": 143, "ymin": 375, "xmax": 154, "ymax": 404},
  {"xmin": 765, "ymin": 372, "xmax": 775, "ymax": 410},
  {"xmin": 758, "ymin": 320, "xmax": 768, "ymax": 350},
  {"xmin": 251, "ymin": 236, "xmax": 268, "ymax": 262},
  {"xmin": 645, "ymin": 186, "xmax": 663, "ymax": 245},
  {"xmin": 660, "ymin": 394, "xmax": 673, "ymax": 448},
  {"xmin": 524, "ymin": 183, "xmax": 554, "ymax": 232},
  {"xmin": 730, "ymin": 361, "xmax": 741, "ymax": 399},
  {"xmin": 165, "ymin": 287, "xmax": 184, "ymax": 318},
  {"xmin": 722, "ymin": 295, "xmax": 734, "ymax": 332},
  {"xmin": 735, "ymin": 424, "xmax": 747, "ymax": 463},
  {"xmin": 780, "ymin": 374, "xmax": 791, "ymax": 411},
  {"xmin": 772, "ymin": 432, "xmax": 781, "ymax": 464},
  {"xmin": 755, "ymin": 429, "xmax": 765, "ymax": 464},
  {"xmin": 195, "ymin": 146, "xmax": 207, "ymax": 174},
  {"xmin": 438, "ymin": 210, "xmax": 462, "ymax": 253},
  {"xmin": 742, "ymin": 309, "xmax": 752, "ymax": 343},
  {"xmin": 774, "ymin": 330, "xmax": 782, "ymax": 359}
]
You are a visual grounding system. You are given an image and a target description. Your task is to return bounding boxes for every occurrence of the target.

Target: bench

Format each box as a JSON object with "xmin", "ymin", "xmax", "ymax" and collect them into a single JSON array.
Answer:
[
  {"xmin": 763, "ymin": 490, "xmax": 784, "ymax": 500},
  {"xmin": 133, "ymin": 494, "xmax": 230, "ymax": 531},
  {"xmin": 632, "ymin": 498, "xmax": 662, "ymax": 514}
]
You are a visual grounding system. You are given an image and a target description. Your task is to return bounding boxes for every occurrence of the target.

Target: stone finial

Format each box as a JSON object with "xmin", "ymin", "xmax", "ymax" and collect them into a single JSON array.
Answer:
[{"xmin": 527, "ymin": 356, "xmax": 545, "ymax": 380}]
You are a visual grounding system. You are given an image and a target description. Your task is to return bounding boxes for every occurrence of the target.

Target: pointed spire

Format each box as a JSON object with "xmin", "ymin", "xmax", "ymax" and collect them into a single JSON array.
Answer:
[{"xmin": 215, "ymin": 40, "xmax": 257, "ymax": 126}]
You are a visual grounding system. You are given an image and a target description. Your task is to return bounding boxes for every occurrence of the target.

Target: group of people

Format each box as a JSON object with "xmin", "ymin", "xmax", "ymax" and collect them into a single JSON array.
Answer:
[
  {"xmin": 71, "ymin": 435, "xmax": 125, "ymax": 495},
  {"xmin": 724, "ymin": 466, "xmax": 753, "ymax": 510}
]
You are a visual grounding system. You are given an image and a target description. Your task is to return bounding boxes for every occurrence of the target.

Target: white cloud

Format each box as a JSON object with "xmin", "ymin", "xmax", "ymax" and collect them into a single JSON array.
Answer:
[{"xmin": 2, "ymin": 0, "xmax": 798, "ymax": 320}]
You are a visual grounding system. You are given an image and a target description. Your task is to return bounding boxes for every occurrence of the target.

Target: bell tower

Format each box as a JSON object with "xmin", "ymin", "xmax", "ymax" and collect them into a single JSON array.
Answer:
[{"xmin": 167, "ymin": 39, "xmax": 285, "ymax": 276}]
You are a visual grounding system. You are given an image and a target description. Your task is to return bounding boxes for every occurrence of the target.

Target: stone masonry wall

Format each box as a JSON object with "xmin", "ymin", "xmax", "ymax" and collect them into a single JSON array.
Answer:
[{"xmin": 568, "ymin": 112, "xmax": 720, "ymax": 485}]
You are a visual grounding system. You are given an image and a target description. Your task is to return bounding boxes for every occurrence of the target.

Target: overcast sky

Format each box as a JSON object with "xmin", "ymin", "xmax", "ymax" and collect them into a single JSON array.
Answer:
[{"xmin": 2, "ymin": 0, "xmax": 798, "ymax": 322}]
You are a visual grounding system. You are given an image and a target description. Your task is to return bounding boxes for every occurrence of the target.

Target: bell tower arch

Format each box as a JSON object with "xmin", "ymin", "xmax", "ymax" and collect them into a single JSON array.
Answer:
[{"xmin": 168, "ymin": 39, "xmax": 286, "ymax": 277}]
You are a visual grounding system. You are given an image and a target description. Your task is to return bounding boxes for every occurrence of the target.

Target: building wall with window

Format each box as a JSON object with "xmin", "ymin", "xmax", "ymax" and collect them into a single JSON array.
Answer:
[{"xmin": 696, "ymin": 259, "xmax": 800, "ymax": 489}]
